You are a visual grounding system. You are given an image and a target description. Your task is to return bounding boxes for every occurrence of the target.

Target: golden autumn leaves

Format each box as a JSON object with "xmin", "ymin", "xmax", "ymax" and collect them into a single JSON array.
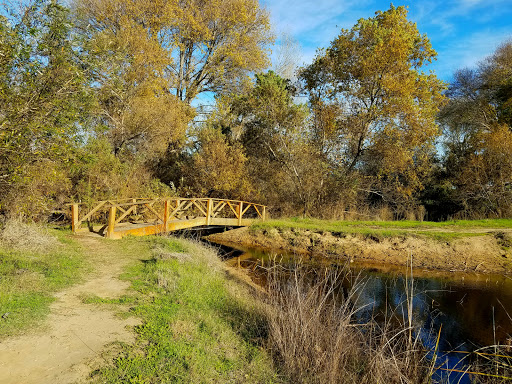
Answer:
[
  {"xmin": 299, "ymin": 6, "xmax": 446, "ymax": 203},
  {"xmin": 2, "ymin": 1, "xmax": 509, "ymax": 219}
]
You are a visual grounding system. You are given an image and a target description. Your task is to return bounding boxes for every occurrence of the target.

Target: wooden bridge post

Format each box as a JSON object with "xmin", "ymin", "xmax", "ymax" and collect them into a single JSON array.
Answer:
[
  {"xmin": 106, "ymin": 206, "xmax": 116, "ymax": 239},
  {"xmin": 71, "ymin": 204, "xmax": 79, "ymax": 234},
  {"xmin": 206, "ymin": 198, "xmax": 213, "ymax": 226},
  {"xmin": 163, "ymin": 200, "xmax": 169, "ymax": 231},
  {"xmin": 262, "ymin": 206, "xmax": 266, "ymax": 221},
  {"xmin": 237, "ymin": 202, "xmax": 243, "ymax": 226}
]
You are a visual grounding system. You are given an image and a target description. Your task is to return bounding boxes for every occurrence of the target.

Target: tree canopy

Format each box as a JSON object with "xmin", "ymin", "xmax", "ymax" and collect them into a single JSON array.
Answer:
[
  {"xmin": 1, "ymin": 0, "xmax": 511, "ymax": 221},
  {"xmin": 436, "ymin": 40, "xmax": 512, "ymax": 218},
  {"xmin": 1, "ymin": 1, "xmax": 91, "ymax": 215},
  {"xmin": 300, "ymin": 5, "xmax": 446, "ymax": 205},
  {"xmin": 75, "ymin": 0, "xmax": 273, "ymax": 103}
]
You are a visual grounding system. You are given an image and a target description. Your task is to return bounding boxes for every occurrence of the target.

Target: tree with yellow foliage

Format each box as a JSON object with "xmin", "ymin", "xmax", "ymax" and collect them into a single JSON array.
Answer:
[
  {"xmin": 75, "ymin": 0, "xmax": 273, "ymax": 103},
  {"xmin": 300, "ymin": 5, "xmax": 446, "ymax": 208},
  {"xmin": 185, "ymin": 128, "xmax": 254, "ymax": 199}
]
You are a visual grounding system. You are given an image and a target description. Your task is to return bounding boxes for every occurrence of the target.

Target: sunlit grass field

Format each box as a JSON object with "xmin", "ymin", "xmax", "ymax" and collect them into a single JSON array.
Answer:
[{"xmin": 251, "ymin": 218, "xmax": 512, "ymax": 241}]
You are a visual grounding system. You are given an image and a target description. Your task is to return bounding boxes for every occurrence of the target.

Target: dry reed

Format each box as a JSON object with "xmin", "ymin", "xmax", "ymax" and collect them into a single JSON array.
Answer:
[{"xmin": 263, "ymin": 264, "xmax": 429, "ymax": 384}]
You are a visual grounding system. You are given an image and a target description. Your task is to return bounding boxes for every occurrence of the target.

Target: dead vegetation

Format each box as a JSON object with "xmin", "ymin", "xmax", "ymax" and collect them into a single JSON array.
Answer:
[
  {"xmin": 263, "ymin": 264, "xmax": 512, "ymax": 383},
  {"xmin": 264, "ymin": 265, "xmax": 429, "ymax": 383},
  {"xmin": 0, "ymin": 219, "xmax": 59, "ymax": 253}
]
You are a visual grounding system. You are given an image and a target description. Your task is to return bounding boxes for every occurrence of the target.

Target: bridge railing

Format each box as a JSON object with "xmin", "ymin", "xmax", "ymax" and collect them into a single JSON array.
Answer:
[{"xmin": 70, "ymin": 197, "xmax": 266, "ymax": 238}]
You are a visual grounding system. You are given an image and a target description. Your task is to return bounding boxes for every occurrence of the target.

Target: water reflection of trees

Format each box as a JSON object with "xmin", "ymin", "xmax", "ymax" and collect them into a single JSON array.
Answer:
[
  {"xmin": 346, "ymin": 272, "xmax": 512, "ymax": 349},
  {"xmin": 231, "ymin": 247, "xmax": 512, "ymax": 350}
]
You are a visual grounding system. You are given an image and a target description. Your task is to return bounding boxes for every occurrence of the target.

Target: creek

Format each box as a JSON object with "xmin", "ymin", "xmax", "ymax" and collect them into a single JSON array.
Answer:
[{"xmin": 208, "ymin": 238, "xmax": 512, "ymax": 383}]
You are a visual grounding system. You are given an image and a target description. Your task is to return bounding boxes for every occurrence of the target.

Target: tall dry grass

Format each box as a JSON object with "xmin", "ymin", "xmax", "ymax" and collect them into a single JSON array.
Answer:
[
  {"xmin": 262, "ymin": 263, "xmax": 512, "ymax": 383},
  {"xmin": 0, "ymin": 219, "xmax": 58, "ymax": 253},
  {"xmin": 264, "ymin": 265, "xmax": 429, "ymax": 384}
]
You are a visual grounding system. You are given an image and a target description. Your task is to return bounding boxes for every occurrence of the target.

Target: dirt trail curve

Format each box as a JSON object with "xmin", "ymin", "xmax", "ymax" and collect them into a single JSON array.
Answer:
[{"xmin": 0, "ymin": 236, "xmax": 140, "ymax": 384}]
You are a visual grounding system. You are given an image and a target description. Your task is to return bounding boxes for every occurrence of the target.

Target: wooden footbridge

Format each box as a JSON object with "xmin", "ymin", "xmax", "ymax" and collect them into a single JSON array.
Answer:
[{"xmin": 70, "ymin": 198, "xmax": 266, "ymax": 239}]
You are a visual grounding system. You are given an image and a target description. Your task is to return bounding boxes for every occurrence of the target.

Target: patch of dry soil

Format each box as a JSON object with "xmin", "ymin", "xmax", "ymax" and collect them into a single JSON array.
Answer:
[
  {"xmin": 208, "ymin": 227, "xmax": 512, "ymax": 275},
  {"xmin": 0, "ymin": 236, "xmax": 140, "ymax": 384}
]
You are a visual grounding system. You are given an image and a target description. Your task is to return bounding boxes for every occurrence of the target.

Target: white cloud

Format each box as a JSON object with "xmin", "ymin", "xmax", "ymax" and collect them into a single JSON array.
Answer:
[
  {"xmin": 433, "ymin": 29, "xmax": 512, "ymax": 81},
  {"xmin": 262, "ymin": 0, "xmax": 375, "ymax": 44},
  {"xmin": 262, "ymin": 0, "xmax": 376, "ymax": 67}
]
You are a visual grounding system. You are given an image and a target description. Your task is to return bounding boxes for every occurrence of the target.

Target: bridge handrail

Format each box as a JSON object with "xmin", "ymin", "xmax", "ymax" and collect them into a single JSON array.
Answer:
[
  {"xmin": 68, "ymin": 197, "xmax": 266, "ymax": 208},
  {"xmin": 108, "ymin": 198, "xmax": 266, "ymax": 209},
  {"xmin": 69, "ymin": 197, "xmax": 267, "ymax": 237}
]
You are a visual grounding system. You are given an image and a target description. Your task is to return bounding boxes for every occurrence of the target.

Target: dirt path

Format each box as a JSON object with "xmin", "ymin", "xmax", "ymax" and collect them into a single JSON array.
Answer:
[{"xmin": 0, "ymin": 236, "xmax": 141, "ymax": 384}]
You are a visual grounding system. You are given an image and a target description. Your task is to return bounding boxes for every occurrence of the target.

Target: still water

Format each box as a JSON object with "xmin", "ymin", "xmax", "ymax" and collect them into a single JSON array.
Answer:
[{"xmin": 215, "ymin": 241, "xmax": 512, "ymax": 383}]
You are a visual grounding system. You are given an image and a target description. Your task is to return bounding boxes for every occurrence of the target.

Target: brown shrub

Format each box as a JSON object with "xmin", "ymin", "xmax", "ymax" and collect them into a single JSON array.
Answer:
[
  {"xmin": 264, "ymin": 266, "xmax": 428, "ymax": 384},
  {"xmin": 0, "ymin": 219, "xmax": 59, "ymax": 253}
]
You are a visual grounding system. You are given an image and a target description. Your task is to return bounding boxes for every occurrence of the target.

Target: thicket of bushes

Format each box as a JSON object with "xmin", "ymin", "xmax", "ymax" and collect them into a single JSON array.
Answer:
[{"xmin": 1, "ymin": 1, "xmax": 511, "ymax": 222}]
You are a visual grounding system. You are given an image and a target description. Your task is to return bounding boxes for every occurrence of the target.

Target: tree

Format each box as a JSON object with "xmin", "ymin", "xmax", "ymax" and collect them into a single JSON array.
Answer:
[
  {"xmin": 273, "ymin": 32, "xmax": 302, "ymax": 81},
  {"xmin": 74, "ymin": 0, "xmax": 273, "ymax": 104},
  {"xmin": 452, "ymin": 124, "xmax": 512, "ymax": 217},
  {"xmin": 72, "ymin": 0, "xmax": 193, "ymax": 158},
  {"xmin": 437, "ymin": 41, "xmax": 512, "ymax": 218},
  {"xmin": 0, "ymin": 0, "xmax": 91, "ymax": 217},
  {"xmin": 183, "ymin": 128, "xmax": 254, "ymax": 199},
  {"xmin": 481, "ymin": 41, "xmax": 512, "ymax": 127},
  {"xmin": 215, "ymin": 71, "xmax": 333, "ymax": 215},
  {"xmin": 300, "ymin": 5, "xmax": 446, "ymax": 207}
]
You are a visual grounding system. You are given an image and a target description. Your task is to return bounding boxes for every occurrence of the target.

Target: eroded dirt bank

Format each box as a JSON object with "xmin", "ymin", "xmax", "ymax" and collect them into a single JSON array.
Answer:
[{"xmin": 208, "ymin": 227, "xmax": 512, "ymax": 274}]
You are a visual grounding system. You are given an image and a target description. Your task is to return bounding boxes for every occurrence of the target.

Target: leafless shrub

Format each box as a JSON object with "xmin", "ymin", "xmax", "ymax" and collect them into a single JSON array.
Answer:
[
  {"xmin": 264, "ymin": 265, "xmax": 429, "ymax": 384},
  {"xmin": 0, "ymin": 219, "xmax": 58, "ymax": 253}
]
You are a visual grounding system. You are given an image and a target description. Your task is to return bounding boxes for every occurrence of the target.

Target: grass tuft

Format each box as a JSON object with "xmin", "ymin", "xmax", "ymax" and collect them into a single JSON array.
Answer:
[
  {"xmin": 264, "ymin": 265, "xmax": 428, "ymax": 384},
  {"xmin": 0, "ymin": 219, "xmax": 59, "ymax": 253}
]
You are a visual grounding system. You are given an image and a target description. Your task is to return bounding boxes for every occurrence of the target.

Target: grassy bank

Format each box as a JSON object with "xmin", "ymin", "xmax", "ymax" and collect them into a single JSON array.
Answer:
[
  {"xmin": 82, "ymin": 236, "xmax": 433, "ymax": 383},
  {"xmin": 2, "ymin": 223, "xmax": 510, "ymax": 383},
  {"xmin": 0, "ymin": 221, "xmax": 84, "ymax": 338},
  {"xmin": 209, "ymin": 219, "xmax": 512, "ymax": 274},
  {"xmin": 252, "ymin": 218, "xmax": 512, "ymax": 241},
  {"xmin": 86, "ymin": 236, "xmax": 280, "ymax": 383}
]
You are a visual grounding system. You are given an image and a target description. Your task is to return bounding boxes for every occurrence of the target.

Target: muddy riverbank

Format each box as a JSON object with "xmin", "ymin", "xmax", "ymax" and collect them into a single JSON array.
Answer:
[{"xmin": 207, "ymin": 226, "xmax": 512, "ymax": 274}]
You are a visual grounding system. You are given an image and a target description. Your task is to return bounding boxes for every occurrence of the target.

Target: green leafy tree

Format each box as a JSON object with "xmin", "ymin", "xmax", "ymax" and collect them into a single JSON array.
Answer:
[
  {"xmin": 300, "ymin": 5, "xmax": 446, "ymax": 207},
  {"xmin": 0, "ymin": 0, "xmax": 91, "ymax": 217},
  {"xmin": 216, "ymin": 71, "xmax": 332, "ymax": 215}
]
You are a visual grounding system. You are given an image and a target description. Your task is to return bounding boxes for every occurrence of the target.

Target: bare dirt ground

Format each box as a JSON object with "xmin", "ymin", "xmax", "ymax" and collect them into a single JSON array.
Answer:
[
  {"xmin": 209, "ymin": 227, "xmax": 512, "ymax": 275},
  {"xmin": 0, "ymin": 236, "xmax": 141, "ymax": 384}
]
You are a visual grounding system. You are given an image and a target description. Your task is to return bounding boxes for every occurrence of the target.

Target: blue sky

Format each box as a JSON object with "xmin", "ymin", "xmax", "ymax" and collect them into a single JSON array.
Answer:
[{"xmin": 261, "ymin": 0, "xmax": 512, "ymax": 82}]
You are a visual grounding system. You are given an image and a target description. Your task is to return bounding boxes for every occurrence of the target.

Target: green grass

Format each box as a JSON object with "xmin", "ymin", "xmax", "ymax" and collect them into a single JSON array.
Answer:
[
  {"xmin": 88, "ymin": 236, "xmax": 280, "ymax": 383},
  {"xmin": 0, "ymin": 229, "xmax": 84, "ymax": 338},
  {"xmin": 251, "ymin": 217, "xmax": 511, "ymax": 241}
]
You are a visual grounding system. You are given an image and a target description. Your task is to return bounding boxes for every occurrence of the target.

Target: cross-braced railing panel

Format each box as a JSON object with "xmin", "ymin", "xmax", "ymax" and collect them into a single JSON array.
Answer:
[
  {"xmin": 70, "ymin": 198, "xmax": 165, "ymax": 232},
  {"xmin": 70, "ymin": 197, "xmax": 266, "ymax": 238}
]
